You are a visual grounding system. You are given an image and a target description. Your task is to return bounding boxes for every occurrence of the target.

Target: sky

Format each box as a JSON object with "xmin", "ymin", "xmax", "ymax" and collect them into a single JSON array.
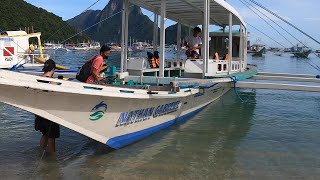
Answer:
[{"xmin": 24, "ymin": 0, "xmax": 320, "ymax": 49}]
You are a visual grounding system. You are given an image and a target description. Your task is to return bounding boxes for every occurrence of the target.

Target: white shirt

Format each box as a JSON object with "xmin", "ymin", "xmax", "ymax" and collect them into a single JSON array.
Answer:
[{"xmin": 186, "ymin": 36, "xmax": 202, "ymax": 53}]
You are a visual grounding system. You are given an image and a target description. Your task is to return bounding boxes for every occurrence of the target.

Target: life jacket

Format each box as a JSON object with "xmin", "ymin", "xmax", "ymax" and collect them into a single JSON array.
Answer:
[
  {"xmin": 214, "ymin": 52, "xmax": 219, "ymax": 60},
  {"xmin": 148, "ymin": 58, "xmax": 157, "ymax": 68}
]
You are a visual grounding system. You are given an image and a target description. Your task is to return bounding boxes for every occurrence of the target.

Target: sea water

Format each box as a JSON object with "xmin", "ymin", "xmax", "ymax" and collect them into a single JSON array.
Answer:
[{"xmin": 0, "ymin": 50, "xmax": 319, "ymax": 179}]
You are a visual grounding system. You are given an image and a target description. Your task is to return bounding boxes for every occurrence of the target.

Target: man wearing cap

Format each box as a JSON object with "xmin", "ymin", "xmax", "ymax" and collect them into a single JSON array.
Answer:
[
  {"xmin": 34, "ymin": 59, "xmax": 60, "ymax": 154},
  {"xmin": 86, "ymin": 45, "xmax": 111, "ymax": 83},
  {"xmin": 184, "ymin": 27, "xmax": 202, "ymax": 59}
]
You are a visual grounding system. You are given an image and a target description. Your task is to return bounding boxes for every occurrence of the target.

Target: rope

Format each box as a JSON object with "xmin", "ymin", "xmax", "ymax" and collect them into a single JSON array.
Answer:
[
  {"xmin": 242, "ymin": 0, "xmax": 302, "ymax": 45},
  {"xmin": 239, "ymin": 2, "xmax": 320, "ymax": 72},
  {"xmin": 45, "ymin": 0, "xmax": 103, "ymax": 42},
  {"xmin": 244, "ymin": 0, "xmax": 320, "ymax": 62},
  {"xmin": 239, "ymin": 0, "xmax": 295, "ymax": 47},
  {"xmin": 245, "ymin": 22, "xmax": 285, "ymax": 48},
  {"xmin": 58, "ymin": 5, "xmax": 134, "ymax": 45},
  {"xmin": 229, "ymin": 76, "xmax": 246, "ymax": 103},
  {"xmin": 248, "ymin": 0, "xmax": 320, "ymax": 46},
  {"xmin": 229, "ymin": 76, "xmax": 258, "ymax": 105}
]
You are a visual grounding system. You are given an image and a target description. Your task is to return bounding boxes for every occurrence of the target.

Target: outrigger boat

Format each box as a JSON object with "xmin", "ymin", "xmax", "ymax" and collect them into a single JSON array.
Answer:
[
  {"xmin": 249, "ymin": 44, "xmax": 266, "ymax": 57},
  {"xmin": 290, "ymin": 44, "xmax": 312, "ymax": 58},
  {"xmin": 0, "ymin": 0, "xmax": 255, "ymax": 149},
  {"xmin": 0, "ymin": 31, "xmax": 50, "ymax": 69}
]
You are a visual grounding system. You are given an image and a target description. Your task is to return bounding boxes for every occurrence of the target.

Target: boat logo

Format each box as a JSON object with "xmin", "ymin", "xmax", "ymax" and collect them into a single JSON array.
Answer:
[{"xmin": 90, "ymin": 101, "xmax": 108, "ymax": 121}]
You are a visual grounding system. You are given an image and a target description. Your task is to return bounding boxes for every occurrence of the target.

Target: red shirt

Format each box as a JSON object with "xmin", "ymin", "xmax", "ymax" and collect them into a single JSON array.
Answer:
[{"xmin": 86, "ymin": 55, "xmax": 104, "ymax": 83}]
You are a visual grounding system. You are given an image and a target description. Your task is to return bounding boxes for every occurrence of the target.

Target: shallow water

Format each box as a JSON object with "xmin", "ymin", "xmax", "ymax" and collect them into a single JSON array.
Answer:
[{"xmin": 0, "ymin": 51, "xmax": 320, "ymax": 179}]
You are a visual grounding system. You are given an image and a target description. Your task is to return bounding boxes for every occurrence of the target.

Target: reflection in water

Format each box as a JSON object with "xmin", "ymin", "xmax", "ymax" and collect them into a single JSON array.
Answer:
[{"xmin": 56, "ymin": 91, "xmax": 256, "ymax": 179}]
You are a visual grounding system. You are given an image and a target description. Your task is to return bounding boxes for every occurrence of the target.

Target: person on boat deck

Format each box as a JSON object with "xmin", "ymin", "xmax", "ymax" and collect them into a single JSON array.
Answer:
[
  {"xmin": 34, "ymin": 59, "xmax": 60, "ymax": 154},
  {"xmin": 86, "ymin": 45, "xmax": 111, "ymax": 84},
  {"xmin": 28, "ymin": 44, "xmax": 35, "ymax": 61},
  {"xmin": 184, "ymin": 27, "xmax": 202, "ymax": 59}
]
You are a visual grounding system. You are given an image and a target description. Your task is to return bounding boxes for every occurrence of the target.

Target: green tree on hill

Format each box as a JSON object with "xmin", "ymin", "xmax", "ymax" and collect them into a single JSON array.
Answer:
[{"xmin": 0, "ymin": 0, "xmax": 88, "ymax": 43}]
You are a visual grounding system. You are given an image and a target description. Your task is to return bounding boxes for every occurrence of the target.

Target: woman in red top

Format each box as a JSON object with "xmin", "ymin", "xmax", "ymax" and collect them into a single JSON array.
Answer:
[{"xmin": 86, "ymin": 45, "xmax": 111, "ymax": 83}]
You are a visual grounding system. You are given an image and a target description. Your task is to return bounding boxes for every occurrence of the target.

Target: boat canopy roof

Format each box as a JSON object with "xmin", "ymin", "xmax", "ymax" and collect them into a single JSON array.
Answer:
[
  {"xmin": 0, "ymin": 31, "xmax": 27, "ymax": 36},
  {"xmin": 130, "ymin": 0, "xmax": 246, "ymax": 27},
  {"xmin": 0, "ymin": 31, "xmax": 41, "ymax": 38}
]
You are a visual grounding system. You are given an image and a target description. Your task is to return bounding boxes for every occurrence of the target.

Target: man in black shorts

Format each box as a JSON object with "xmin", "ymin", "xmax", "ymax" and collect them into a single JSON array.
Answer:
[{"xmin": 34, "ymin": 59, "xmax": 60, "ymax": 154}]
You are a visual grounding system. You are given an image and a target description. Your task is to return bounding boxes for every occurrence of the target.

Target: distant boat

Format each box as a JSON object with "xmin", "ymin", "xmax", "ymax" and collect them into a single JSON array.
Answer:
[
  {"xmin": 0, "ymin": 30, "xmax": 50, "ymax": 69},
  {"xmin": 249, "ymin": 44, "xmax": 266, "ymax": 57},
  {"xmin": 290, "ymin": 44, "xmax": 312, "ymax": 58},
  {"xmin": 110, "ymin": 44, "xmax": 122, "ymax": 51},
  {"xmin": 131, "ymin": 42, "xmax": 146, "ymax": 51},
  {"xmin": 42, "ymin": 42, "xmax": 63, "ymax": 50}
]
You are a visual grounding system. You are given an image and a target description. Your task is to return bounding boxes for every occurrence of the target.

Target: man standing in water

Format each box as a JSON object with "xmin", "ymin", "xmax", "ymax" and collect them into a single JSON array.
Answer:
[{"xmin": 34, "ymin": 59, "xmax": 60, "ymax": 154}]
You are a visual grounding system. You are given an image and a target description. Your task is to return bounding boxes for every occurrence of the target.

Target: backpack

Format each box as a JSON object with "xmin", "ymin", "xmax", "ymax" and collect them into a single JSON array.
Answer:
[{"xmin": 76, "ymin": 56, "xmax": 97, "ymax": 82}]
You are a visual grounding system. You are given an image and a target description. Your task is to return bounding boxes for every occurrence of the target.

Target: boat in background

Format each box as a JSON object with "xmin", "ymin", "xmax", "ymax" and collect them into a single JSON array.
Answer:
[
  {"xmin": 42, "ymin": 42, "xmax": 63, "ymax": 50},
  {"xmin": 249, "ymin": 44, "xmax": 266, "ymax": 57},
  {"xmin": 89, "ymin": 41, "xmax": 101, "ymax": 50},
  {"xmin": 0, "ymin": 30, "xmax": 50, "ymax": 69},
  {"xmin": 0, "ymin": 0, "xmax": 255, "ymax": 150},
  {"xmin": 131, "ymin": 42, "xmax": 146, "ymax": 51},
  {"xmin": 290, "ymin": 44, "xmax": 312, "ymax": 58},
  {"xmin": 110, "ymin": 44, "xmax": 122, "ymax": 51}
]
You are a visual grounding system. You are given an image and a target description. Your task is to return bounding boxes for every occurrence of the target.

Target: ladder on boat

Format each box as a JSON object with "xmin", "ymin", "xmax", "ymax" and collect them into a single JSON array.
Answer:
[{"xmin": 235, "ymin": 72, "xmax": 320, "ymax": 92}]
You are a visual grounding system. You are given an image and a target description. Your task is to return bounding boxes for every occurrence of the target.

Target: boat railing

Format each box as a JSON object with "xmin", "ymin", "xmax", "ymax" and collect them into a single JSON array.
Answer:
[
  {"xmin": 214, "ymin": 60, "xmax": 229, "ymax": 74},
  {"xmin": 231, "ymin": 61, "xmax": 241, "ymax": 72},
  {"xmin": 166, "ymin": 60, "xmax": 186, "ymax": 69},
  {"xmin": 17, "ymin": 53, "xmax": 50, "ymax": 64}
]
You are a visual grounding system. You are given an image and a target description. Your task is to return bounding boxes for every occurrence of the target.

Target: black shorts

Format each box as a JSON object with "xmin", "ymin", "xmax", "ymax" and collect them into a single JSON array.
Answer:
[{"xmin": 34, "ymin": 115, "xmax": 60, "ymax": 138}]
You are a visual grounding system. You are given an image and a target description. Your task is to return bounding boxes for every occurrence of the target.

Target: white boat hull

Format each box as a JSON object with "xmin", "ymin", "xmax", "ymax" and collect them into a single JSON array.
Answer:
[{"xmin": 0, "ymin": 71, "xmax": 230, "ymax": 149}]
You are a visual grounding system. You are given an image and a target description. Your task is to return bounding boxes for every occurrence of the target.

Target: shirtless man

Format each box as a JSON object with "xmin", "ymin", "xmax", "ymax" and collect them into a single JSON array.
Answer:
[{"xmin": 34, "ymin": 59, "xmax": 59, "ymax": 154}]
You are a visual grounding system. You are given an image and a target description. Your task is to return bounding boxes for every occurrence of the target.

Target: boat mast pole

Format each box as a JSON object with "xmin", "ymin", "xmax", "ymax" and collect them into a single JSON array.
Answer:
[
  {"xmin": 177, "ymin": 23, "xmax": 181, "ymax": 60},
  {"xmin": 228, "ymin": 12, "xmax": 233, "ymax": 75},
  {"xmin": 120, "ymin": 0, "xmax": 127, "ymax": 73},
  {"xmin": 244, "ymin": 28, "xmax": 248, "ymax": 69},
  {"xmin": 202, "ymin": 0, "xmax": 209, "ymax": 78},
  {"xmin": 206, "ymin": 0, "xmax": 210, "ymax": 73},
  {"xmin": 124, "ymin": 0, "xmax": 129, "ymax": 71},
  {"xmin": 240, "ymin": 23, "xmax": 243, "ymax": 72},
  {"xmin": 159, "ymin": 0, "xmax": 166, "ymax": 77},
  {"xmin": 153, "ymin": 13, "xmax": 158, "ymax": 52},
  {"xmin": 37, "ymin": 34, "xmax": 44, "ymax": 58}
]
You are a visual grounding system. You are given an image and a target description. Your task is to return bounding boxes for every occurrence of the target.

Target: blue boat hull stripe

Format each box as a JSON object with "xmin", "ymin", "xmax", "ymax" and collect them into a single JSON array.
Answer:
[{"xmin": 106, "ymin": 103, "xmax": 210, "ymax": 149}]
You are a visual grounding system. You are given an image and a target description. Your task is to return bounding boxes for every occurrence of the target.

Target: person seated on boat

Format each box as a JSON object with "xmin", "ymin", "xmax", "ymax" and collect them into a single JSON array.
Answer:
[
  {"xmin": 214, "ymin": 52, "xmax": 219, "ymax": 61},
  {"xmin": 28, "ymin": 44, "xmax": 35, "ymax": 53},
  {"xmin": 222, "ymin": 53, "xmax": 230, "ymax": 60},
  {"xmin": 86, "ymin": 45, "xmax": 111, "ymax": 84},
  {"xmin": 34, "ymin": 59, "xmax": 60, "ymax": 154},
  {"xmin": 28, "ymin": 43, "xmax": 35, "ymax": 61},
  {"xmin": 147, "ymin": 52, "xmax": 157, "ymax": 68},
  {"xmin": 184, "ymin": 27, "xmax": 202, "ymax": 59},
  {"xmin": 154, "ymin": 51, "xmax": 160, "ymax": 68}
]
